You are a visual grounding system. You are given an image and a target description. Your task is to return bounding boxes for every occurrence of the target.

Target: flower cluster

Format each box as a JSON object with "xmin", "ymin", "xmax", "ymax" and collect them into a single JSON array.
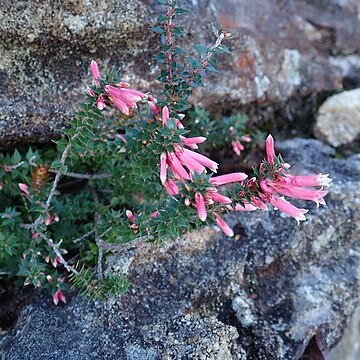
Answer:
[
  {"xmin": 89, "ymin": 60, "xmax": 147, "ymax": 115},
  {"xmin": 3, "ymin": 1, "xmax": 333, "ymax": 303},
  {"xmin": 88, "ymin": 60, "xmax": 331, "ymax": 238}
]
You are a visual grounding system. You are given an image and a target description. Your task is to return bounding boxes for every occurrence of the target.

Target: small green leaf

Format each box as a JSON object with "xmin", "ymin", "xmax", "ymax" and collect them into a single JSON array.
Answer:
[
  {"xmin": 157, "ymin": 14, "xmax": 167, "ymax": 22},
  {"xmin": 205, "ymin": 63, "xmax": 220, "ymax": 73},
  {"xmin": 171, "ymin": 27, "xmax": 183, "ymax": 37},
  {"xmin": 155, "ymin": 52, "xmax": 166, "ymax": 64},
  {"xmin": 210, "ymin": 22, "xmax": 219, "ymax": 37},
  {"xmin": 194, "ymin": 44, "xmax": 209, "ymax": 57},
  {"xmin": 11, "ymin": 150, "xmax": 21, "ymax": 164},
  {"xmin": 174, "ymin": 8, "xmax": 189, "ymax": 16},
  {"xmin": 186, "ymin": 57, "xmax": 202, "ymax": 69},
  {"xmin": 151, "ymin": 26, "xmax": 166, "ymax": 34}
]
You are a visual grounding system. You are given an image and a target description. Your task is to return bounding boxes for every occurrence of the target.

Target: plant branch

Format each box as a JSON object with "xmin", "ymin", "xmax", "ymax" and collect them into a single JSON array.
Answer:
[
  {"xmin": 39, "ymin": 233, "xmax": 79, "ymax": 275},
  {"xmin": 97, "ymin": 234, "xmax": 154, "ymax": 253},
  {"xmin": 201, "ymin": 31, "xmax": 230, "ymax": 67},
  {"xmin": 29, "ymin": 157, "xmax": 111, "ymax": 180},
  {"xmin": 73, "ymin": 229, "xmax": 95, "ymax": 244},
  {"xmin": 1, "ymin": 161, "xmax": 25, "ymax": 172},
  {"xmin": 90, "ymin": 186, "xmax": 103, "ymax": 278},
  {"xmin": 164, "ymin": 0, "xmax": 175, "ymax": 107}
]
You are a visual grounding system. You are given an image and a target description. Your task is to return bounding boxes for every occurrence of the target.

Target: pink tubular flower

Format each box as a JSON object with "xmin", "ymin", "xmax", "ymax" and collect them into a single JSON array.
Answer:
[
  {"xmin": 195, "ymin": 192, "xmax": 207, "ymax": 222},
  {"xmin": 261, "ymin": 177, "xmax": 329, "ymax": 207},
  {"xmin": 86, "ymin": 87, "xmax": 95, "ymax": 97},
  {"xmin": 250, "ymin": 197, "xmax": 268, "ymax": 210},
  {"xmin": 163, "ymin": 179, "xmax": 179, "ymax": 196},
  {"xmin": 231, "ymin": 139, "xmax": 244, "ymax": 156},
  {"xmin": 162, "ymin": 106, "xmax": 170, "ymax": 126},
  {"xmin": 91, "ymin": 60, "xmax": 100, "ymax": 85},
  {"xmin": 161, "ymin": 145, "xmax": 218, "ymax": 184},
  {"xmin": 269, "ymin": 196, "xmax": 308, "ymax": 224},
  {"xmin": 105, "ymin": 85, "xmax": 146, "ymax": 115},
  {"xmin": 45, "ymin": 213, "xmax": 52, "ymax": 226},
  {"xmin": 234, "ymin": 203, "xmax": 258, "ymax": 212},
  {"xmin": 273, "ymin": 182, "xmax": 327, "ymax": 207},
  {"xmin": 116, "ymin": 134, "xmax": 127, "ymax": 143},
  {"xmin": 53, "ymin": 290, "xmax": 66, "ymax": 306},
  {"xmin": 148, "ymin": 95, "xmax": 160, "ymax": 116},
  {"xmin": 166, "ymin": 152, "xmax": 191, "ymax": 180},
  {"xmin": 176, "ymin": 117, "xmax": 185, "ymax": 129},
  {"xmin": 206, "ymin": 190, "xmax": 232, "ymax": 204},
  {"xmin": 214, "ymin": 212, "xmax": 234, "ymax": 237},
  {"xmin": 51, "ymin": 256, "xmax": 61, "ymax": 268},
  {"xmin": 179, "ymin": 135, "xmax": 206, "ymax": 150},
  {"xmin": 126, "ymin": 210, "xmax": 136, "ymax": 222},
  {"xmin": 19, "ymin": 183, "xmax": 29, "ymax": 196},
  {"xmin": 175, "ymin": 148, "xmax": 206, "ymax": 175},
  {"xmin": 150, "ymin": 211, "xmax": 159, "ymax": 219},
  {"xmin": 209, "ymin": 172, "xmax": 248, "ymax": 186},
  {"xmin": 266, "ymin": 134, "xmax": 276, "ymax": 164},
  {"xmin": 160, "ymin": 152, "xmax": 168, "ymax": 184},
  {"xmin": 287, "ymin": 174, "xmax": 332, "ymax": 187},
  {"xmin": 181, "ymin": 148, "xmax": 218, "ymax": 173},
  {"xmin": 241, "ymin": 135, "xmax": 251, "ymax": 143}
]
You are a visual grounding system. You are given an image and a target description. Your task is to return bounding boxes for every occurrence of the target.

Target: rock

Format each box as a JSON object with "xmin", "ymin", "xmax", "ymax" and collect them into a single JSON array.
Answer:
[
  {"xmin": 1, "ymin": 0, "xmax": 360, "ymax": 146},
  {"xmin": 314, "ymin": 88, "xmax": 360, "ymax": 147},
  {"xmin": 1, "ymin": 138, "xmax": 360, "ymax": 359},
  {"xmin": 325, "ymin": 307, "xmax": 360, "ymax": 360}
]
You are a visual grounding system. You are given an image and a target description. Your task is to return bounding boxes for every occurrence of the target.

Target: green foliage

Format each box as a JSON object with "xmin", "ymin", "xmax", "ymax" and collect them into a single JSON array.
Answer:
[
  {"xmin": 0, "ymin": 1, "xmax": 260, "ymax": 301},
  {"xmin": 152, "ymin": 0, "xmax": 232, "ymax": 111},
  {"xmin": 70, "ymin": 267, "xmax": 129, "ymax": 300},
  {"xmin": 185, "ymin": 108, "xmax": 263, "ymax": 155}
]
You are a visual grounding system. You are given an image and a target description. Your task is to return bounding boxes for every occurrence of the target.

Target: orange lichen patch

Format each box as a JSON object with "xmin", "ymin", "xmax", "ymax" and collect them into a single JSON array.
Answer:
[
  {"xmin": 234, "ymin": 51, "xmax": 257, "ymax": 76},
  {"xmin": 218, "ymin": 15, "xmax": 237, "ymax": 30}
]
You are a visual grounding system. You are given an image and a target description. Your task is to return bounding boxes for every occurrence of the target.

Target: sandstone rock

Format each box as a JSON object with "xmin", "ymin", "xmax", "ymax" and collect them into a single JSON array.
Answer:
[
  {"xmin": 314, "ymin": 88, "xmax": 360, "ymax": 147},
  {"xmin": 1, "ymin": 0, "xmax": 360, "ymax": 146},
  {"xmin": 1, "ymin": 139, "xmax": 359, "ymax": 359}
]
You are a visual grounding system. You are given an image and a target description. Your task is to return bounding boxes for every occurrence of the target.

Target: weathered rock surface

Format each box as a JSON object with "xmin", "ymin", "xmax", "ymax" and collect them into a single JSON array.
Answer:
[
  {"xmin": 315, "ymin": 88, "xmax": 360, "ymax": 147},
  {"xmin": 1, "ymin": 138, "xmax": 360, "ymax": 359},
  {"xmin": 1, "ymin": 0, "xmax": 360, "ymax": 146}
]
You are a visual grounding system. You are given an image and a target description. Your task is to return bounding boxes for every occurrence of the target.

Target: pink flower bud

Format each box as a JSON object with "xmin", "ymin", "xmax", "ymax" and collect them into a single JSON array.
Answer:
[
  {"xmin": 241, "ymin": 135, "xmax": 251, "ymax": 143},
  {"xmin": 162, "ymin": 106, "xmax": 170, "ymax": 126},
  {"xmin": 53, "ymin": 290, "xmax": 66, "ymax": 305},
  {"xmin": 126, "ymin": 210, "xmax": 136, "ymax": 222},
  {"xmin": 214, "ymin": 213, "xmax": 234, "ymax": 237},
  {"xmin": 91, "ymin": 60, "xmax": 100, "ymax": 85},
  {"xmin": 85, "ymin": 87, "xmax": 95, "ymax": 97},
  {"xmin": 96, "ymin": 95, "xmax": 106, "ymax": 110},
  {"xmin": 194, "ymin": 192, "xmax": 207, "ymax": 222},
  {"xmin": 19, "ymin": 183, "xmax": 29, "ymax": 196},
  {"xmin": 45, "ymin": 213, "xmax": 52, "ymax": 226},
  {"xmin": 266, "ymin": 134, "xmax": 276, "ymax": 165},
  {"xmin": 116, "ymin": 134, "xmax": 127, "ymax": 143},
  {"xmin": 160, "ymin": 153, "xmax": 168, "ymax": 184},
  {"xmin": 163, "ymin": 179, "xmax": 179, "ymax": 196},
  {"xmin": 150, "ymin": 211, "xmax": 159, "ymax": 219}
]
